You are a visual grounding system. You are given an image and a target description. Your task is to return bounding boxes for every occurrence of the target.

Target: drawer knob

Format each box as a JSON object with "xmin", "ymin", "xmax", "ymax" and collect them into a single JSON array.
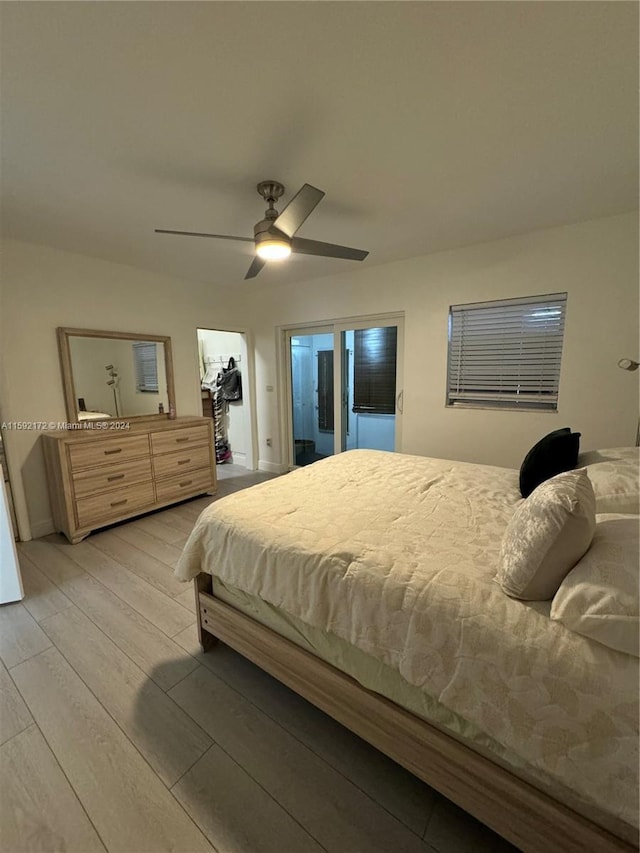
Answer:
[
  {"xmin": 104, "ymin": 448, "xmax": 123, "ymax": 456},
  {"xmin": 107, "ymin": 474, "xmax": 125, "ymax": 482},
  {"xmin": 176, "ymin": 437, "xmax": 190, "ymax": 443},
  {"xmin": 177, "ymin": 458, "xmax": 191, "ymax": 466},
  {"xmin": 110, "ymin": 498, "xmax": 128, "ymax": 507},
  {"xmin": 179, "ymin": 480, "xmax": 193, "ymax": 488}
]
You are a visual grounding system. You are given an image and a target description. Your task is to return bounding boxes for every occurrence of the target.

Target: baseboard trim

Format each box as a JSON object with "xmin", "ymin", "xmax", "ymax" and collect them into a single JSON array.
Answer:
[
  {"xmin": 230, "ymin": 451, "xmax": 247, "ymax": 467},
  {"xmin": 258, "ymin": 460, "xmax": 288, "ymax": 475},
  {"xmin": 29, "ymin": 518, "xmax": 55, "ymax": 540}
]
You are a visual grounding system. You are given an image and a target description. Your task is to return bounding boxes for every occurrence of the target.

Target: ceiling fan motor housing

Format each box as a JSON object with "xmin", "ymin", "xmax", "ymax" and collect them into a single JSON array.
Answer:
[{"xmin": 253, "ymin": 219, "xmax": 290, "ymax": 248}]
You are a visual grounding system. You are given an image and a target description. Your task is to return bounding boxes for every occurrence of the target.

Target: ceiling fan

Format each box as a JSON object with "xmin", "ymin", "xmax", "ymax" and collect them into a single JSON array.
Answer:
[{"xmin": 155, "ymin": 181, "xmax": 369, "ymax": 279}]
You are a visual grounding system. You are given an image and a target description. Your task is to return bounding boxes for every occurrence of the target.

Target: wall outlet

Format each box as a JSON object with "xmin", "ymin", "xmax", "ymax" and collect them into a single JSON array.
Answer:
[{"xmin": 266, "ymin": 438, "xmax": 272, "ymax": 447}]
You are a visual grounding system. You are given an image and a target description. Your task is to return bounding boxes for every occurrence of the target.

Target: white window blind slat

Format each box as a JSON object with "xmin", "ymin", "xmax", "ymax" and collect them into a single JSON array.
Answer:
[
  {"xmin": 450, "ymin": 293, "xmax": 566, "ymax": 313},
  {"xmin": 450, "ymin": 313, "xmax": 565, "ymax": 324},
  {"xmin": 447, "ymin": 293, "xmax": 567, "ymax": 410}
]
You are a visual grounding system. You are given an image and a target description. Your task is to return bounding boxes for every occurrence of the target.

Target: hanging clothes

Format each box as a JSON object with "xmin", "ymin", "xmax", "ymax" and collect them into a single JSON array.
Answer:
[
  {"xmin": 216, "ymin": 357, "xmax": 242, "ymax": 402},
  {"xmin": 203, "ymin": 357, "xmax": 242, "ymax": 464},
  {"xmin": 213, "ymin": 389, "xmax": 231, "ymax": 463}
]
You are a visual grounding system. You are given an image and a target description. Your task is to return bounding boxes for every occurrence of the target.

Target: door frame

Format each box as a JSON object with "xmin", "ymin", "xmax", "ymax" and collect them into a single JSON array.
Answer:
[{"xmin": 279, "ymin": 312, "xmax": 404, "ymax": 470}]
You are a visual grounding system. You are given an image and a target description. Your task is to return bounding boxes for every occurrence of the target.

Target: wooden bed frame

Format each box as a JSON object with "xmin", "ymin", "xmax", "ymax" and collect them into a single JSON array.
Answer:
[{"xmin": 194, "ymin": 573, "xmax": 637, "ymax": 853}]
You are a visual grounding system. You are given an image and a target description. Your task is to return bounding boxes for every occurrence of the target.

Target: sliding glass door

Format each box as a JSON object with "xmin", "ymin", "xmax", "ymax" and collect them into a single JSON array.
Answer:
[
  {"xmin": 289, "ymin": 327, "xmax": 334, "ymax": 466},
  {"xmin": 285, "ymin": 316, "xmax": 403, "ymax": 468}
]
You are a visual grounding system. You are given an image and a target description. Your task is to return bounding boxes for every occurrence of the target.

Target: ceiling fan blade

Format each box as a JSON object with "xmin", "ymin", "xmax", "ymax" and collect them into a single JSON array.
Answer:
[
  {"xmin": 272, "ymin": 184, "xmax": 325, "ymax": 238},
  {"xmin": 291, "ymin": 237, "xmax": 369, "ymax": 261},
  {"xmin": 245, "ymin": 256, "xmax": 266, "ymax": 279},
  {"xmin": 155, "ymin": 229, "xmax": 253, "ymax": 242}
]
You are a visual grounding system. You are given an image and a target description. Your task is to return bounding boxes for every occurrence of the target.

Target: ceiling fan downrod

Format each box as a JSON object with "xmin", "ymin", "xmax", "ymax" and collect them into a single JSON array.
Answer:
[{"xmin": 256, "ymin": 180, "xmax": 285, "ymax": 219}]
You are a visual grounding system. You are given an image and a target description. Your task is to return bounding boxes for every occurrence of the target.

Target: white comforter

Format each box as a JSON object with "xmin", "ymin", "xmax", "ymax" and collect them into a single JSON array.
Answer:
[{"xmin": 176, "ymin": 449, "xmax": 639, "ymax": 829}]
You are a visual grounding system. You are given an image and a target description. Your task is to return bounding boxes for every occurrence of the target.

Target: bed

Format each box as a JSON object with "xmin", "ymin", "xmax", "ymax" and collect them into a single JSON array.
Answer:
[
  {"xmin": 176, "ymin": 448, "xmax": 639, "ymax": 853},
  {"xmin": 77, "ymin": 410, "xmax": 112, "ymax": 421}
]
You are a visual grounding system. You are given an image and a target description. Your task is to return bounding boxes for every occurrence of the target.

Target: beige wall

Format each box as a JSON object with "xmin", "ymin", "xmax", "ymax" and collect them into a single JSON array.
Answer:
[
  {"xmin": 0, "ymin": 240, "xmax": 236, "ymax": 539},
  {"xmin": 242, "ymin": 212, "xmax": 639, "ymax": 471},
  {"xmin": 1, "ymin": 212, "xmax": 637, "ymax": 539}
]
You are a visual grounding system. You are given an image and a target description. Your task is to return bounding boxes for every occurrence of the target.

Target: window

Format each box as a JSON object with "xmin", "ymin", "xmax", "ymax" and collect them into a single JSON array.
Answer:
[
  {"xmin": 447, "ymin": 293, "xmax": 567, "ymax": 411},
  {"xmin": 353, "ymin": 326, "xmax": 397, "ymax": 415},
  {"xmin": 132, "ymin": 342, "xmax": 159, "ymax": 392}
]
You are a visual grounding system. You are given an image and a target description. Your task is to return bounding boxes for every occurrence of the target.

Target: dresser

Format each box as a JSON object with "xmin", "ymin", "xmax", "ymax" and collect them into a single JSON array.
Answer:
[
  {"xmin": 42, "ymin": 416, "xmax": 216, "ymax": 543},
  {"xmin": 201, "ymin": 389, "xmax": 214, "ymax": 420}
]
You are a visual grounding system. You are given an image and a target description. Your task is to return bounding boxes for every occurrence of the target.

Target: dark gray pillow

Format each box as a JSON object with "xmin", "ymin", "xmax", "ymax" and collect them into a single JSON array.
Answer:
[{"xmin": 519, "ymin": 428, "xmax": 581, "ymax": 498}]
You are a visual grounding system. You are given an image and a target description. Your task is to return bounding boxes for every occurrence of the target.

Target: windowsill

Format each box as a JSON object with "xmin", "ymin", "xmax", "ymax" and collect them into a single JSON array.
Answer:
[{"xmin": 446, "ymin": 402, "xmax": 558, "ymax": 413}]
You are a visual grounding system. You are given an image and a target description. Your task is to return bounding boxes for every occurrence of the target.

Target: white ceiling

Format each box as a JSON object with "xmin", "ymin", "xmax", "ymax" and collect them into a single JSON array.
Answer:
[{"xmin": 1, "ymin": 2, "xmax": 637, "ymax": 288}]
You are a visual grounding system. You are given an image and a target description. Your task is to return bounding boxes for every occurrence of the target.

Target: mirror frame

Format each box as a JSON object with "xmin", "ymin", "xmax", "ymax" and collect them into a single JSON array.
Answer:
[{"xmin": 57, "ymin": 327, "xmax": 176, "ymax": 424}]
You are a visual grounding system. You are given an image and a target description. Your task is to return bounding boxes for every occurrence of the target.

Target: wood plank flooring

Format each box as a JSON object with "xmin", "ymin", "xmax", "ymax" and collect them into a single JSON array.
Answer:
[{"xmin": 0, "ymin": 464, "xmax": 518, "ymax": 853}]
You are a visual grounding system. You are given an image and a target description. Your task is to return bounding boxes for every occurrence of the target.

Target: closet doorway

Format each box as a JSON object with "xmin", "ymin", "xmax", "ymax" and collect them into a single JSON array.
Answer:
[
  {"xmin": 283, "ymin": 314, "xmax": 404, "ymax": 468},
  {"xmin": 197, "ymin": 328, "xmax": 254, "ymax": 470}
]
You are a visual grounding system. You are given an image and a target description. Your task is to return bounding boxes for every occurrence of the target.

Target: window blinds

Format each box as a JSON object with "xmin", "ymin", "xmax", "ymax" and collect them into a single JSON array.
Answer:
[
  {"xmin": 447, "ymin": 293, "xmax": 567, "ymax": 410},
  {"xmin": 132, "ymin": 342, "xmax": 159, "ymax": 392},
  {"xmin": 317, "ymin": 349, "xmax": 334, "ymax": 432},
  {"xmin": 353, "ymin": 326, "xmax": 397, "ymax": 415}
]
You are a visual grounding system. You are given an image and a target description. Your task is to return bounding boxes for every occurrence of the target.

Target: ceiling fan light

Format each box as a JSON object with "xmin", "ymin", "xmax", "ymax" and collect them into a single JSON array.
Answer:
[{"xmin": 256, "ymin": 239, "xmax": 291, "ymax": 261}]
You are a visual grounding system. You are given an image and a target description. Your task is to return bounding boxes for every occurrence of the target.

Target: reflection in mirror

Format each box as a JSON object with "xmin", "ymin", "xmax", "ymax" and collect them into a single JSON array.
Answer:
[
  {"xmin": 57, "ymin": 328, "xmax": 175, "ymax": 423},
  {"xmin": 69, "ymin": 337, "xmax": 168, "ymax": 419}
]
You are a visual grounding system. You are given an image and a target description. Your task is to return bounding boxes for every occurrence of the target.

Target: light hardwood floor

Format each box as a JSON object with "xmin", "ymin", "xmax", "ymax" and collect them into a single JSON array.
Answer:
[{"xmin": 0, "ymin": 464, "xmax": 518, "ymax": 853}]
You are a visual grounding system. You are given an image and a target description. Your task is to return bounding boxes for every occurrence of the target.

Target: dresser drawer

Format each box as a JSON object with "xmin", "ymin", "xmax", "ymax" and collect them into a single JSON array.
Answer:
[
  {"xmin": 76, "ymin": 481, "xmax": 155, "ymax": 528},
  {"xmin": 151, "ymin": 425, "xmax": 210, "ymax": 456},
  {"xmin": 153, "ymin": 445, "xmax": 211, "ymax": 480},
  {"xmin": 73, "ymin": 457, "xmax": 153, "ymax": 499},
  {"xmin": 68, "ymin": 435, "xmax": 150, "ymax": 471},
  {"xmin": 155, "ymin": 469, "xmax": 213, "ymax": 503}
]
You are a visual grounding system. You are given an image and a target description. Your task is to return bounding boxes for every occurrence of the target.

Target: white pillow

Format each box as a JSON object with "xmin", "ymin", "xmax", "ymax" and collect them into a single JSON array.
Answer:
[
  {"xmin": 578, "ymin": 447, "xmax": 639, "ymax": 514},
  {"xmin": 550, "ymin": 514, "xmax": 639, "ymax": 657},
  {"xmin": 495, "ymin": 469, "xmax": 596, "ymax": 601}
]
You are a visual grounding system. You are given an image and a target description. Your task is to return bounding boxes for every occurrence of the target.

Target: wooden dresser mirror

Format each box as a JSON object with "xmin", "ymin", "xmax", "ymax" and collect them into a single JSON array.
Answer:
[{"xmin": 57, "ymin": 327, "xmax": 176, "ymax": 424}]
